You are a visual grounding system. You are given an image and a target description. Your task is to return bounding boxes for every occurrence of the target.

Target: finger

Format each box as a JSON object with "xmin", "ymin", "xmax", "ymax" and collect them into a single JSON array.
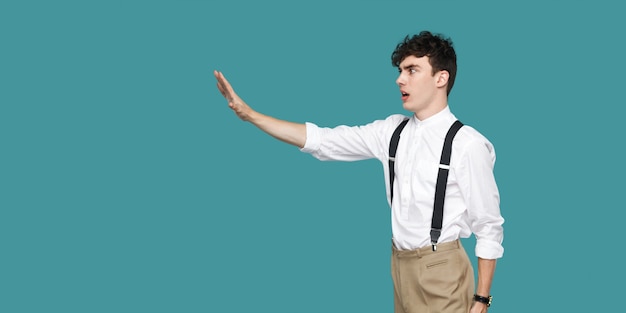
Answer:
[
  {"xmin": 214, "ymin": 71, "xmax": 231, "ymax": 98},
  {"xmin": 216, "ymin": 83, "xmax": 227, "ymax": 98},
  {"xmin": 215, "ymin": 77, "xmax": 227, "ymax": 95},
  {"xmin": 216, "ymin": 77, "xmax": 229, "ymax": 98},
  {"xmin": 216, "ymin": 71, "xmax": 235, "ymax": 95},
  {"xmin": 214, "ymin": 71, "xmax": 226, "ymax": 90}
]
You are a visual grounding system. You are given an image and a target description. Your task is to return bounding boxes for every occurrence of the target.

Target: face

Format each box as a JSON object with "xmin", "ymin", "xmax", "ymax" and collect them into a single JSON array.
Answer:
[{"xmin": 396, "ymin": 55, "xmax": 448, "ymax": 115}]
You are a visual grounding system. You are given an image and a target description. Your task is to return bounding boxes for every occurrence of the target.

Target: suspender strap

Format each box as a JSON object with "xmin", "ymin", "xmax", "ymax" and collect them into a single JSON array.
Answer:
[
  {"xmin": 388, "ymin": 118, "xmax": 409, "ymax": 204},
  {"xmin": 430, "ymin": 120, "xmax": 464, "ymax": 251},
  {"xmin": 388, "ymin": 118, "xmax": 464, "ymax": 252}
]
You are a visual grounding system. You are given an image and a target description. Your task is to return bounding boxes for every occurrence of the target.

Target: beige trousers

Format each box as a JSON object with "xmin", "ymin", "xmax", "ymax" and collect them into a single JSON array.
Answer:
[{"xmin": 391, "ymin": 239, "xmax": 474, "ymax": 313}]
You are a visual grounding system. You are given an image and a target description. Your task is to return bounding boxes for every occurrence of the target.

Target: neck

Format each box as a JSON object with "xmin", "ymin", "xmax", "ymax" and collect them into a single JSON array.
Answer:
[{"xmin": 414, "ymin": 99, "xmax": 448, "ymax": 121}]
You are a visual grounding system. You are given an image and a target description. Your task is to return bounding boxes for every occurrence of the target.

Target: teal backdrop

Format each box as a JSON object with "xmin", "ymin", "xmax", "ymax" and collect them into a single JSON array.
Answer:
[{"xmin": 2, "ymin": 1, "xmax": 624, "ymax": 312}]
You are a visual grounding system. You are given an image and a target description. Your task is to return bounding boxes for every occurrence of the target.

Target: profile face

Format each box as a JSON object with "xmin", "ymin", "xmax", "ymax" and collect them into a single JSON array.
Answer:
[{"xmin": 396, "ymin": 55, "xmax": 444, "ymax": 114}]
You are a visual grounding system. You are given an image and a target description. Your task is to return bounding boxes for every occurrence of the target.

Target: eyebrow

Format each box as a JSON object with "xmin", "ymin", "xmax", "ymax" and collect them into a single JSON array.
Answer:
[{"xmin": 401, "ymin": 64, "xmax": 421, "ymax": 70}]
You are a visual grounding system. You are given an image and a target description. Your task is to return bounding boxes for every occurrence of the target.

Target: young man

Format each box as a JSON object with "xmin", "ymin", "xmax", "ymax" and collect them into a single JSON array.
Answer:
[{"xmin": 214, "ymin": 31, "xmax": 504, "ymax": 313}]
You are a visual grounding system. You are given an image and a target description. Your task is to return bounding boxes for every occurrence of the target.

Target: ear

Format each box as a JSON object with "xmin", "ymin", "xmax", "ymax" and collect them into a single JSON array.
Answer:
[{"xmin": 435, "ymin": 70, "xmax": 449, "ymax": 88}]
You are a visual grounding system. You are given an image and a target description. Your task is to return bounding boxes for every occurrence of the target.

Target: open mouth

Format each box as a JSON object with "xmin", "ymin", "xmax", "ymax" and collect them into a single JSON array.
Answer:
[{"xmin": 401, "ymin": 91, "xmax": 409, "ymax": 100}]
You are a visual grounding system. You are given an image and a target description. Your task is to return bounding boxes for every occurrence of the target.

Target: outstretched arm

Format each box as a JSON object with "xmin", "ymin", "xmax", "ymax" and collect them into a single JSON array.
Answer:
[{"xmin": 214, "ymin": 70, "xmax": 306, "ymax": 148}]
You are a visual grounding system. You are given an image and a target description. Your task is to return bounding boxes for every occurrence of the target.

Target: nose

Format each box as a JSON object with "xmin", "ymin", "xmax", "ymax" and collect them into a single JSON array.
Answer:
[{"xmin": 396, "ymin": 72, "xmax": 405, "ymax": 86}]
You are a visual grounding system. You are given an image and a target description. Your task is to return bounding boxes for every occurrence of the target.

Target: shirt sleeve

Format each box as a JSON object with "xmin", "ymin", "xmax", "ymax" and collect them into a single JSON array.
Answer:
[
  {"xmin": 300, "ymin": 122, "xmax": 323, "ymax": 154},
  {"xmin": 300, "ymin": 115, "xmax": 408, "ymax": 162},
  {"xmin": 456, "ymin": 133, "xmax": 505, "ymax": 259}
]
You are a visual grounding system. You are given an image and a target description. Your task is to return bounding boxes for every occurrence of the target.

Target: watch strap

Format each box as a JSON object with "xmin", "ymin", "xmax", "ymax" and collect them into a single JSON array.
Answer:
[{"xmin": 473, "ymin": 294, "xmax": 492, "ymax": 307}]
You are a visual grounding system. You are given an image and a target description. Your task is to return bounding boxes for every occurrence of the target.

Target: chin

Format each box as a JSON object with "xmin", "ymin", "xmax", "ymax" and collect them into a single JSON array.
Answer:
[{"xmin": 402, "ymin": 102, "xmax": 416, "ymax": 112}]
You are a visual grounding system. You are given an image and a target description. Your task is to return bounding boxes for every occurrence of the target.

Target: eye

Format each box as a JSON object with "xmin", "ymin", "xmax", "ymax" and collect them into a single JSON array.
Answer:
[{"xmin": 409, "ymin": 68, "xmax": 417, "ymax": 74}]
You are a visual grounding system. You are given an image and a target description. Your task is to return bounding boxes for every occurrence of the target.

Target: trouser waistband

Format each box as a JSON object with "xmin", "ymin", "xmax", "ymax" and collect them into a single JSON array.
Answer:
[{"xmin": 392, "ymin": 239, "xmax": 461, "ymax": 258}]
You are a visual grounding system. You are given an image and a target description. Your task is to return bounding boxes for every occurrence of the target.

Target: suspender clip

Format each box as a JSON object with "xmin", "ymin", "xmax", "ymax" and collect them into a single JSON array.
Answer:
[{"xmin": 430, "ymin": 228, "xmax": 441, "ymax": 252}]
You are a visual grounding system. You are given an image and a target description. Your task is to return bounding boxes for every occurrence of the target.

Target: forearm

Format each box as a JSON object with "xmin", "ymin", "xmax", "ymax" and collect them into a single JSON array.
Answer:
[
  {"xmin": 475, "ymin": 257, "xmax": 496, "ymax": 297},
  {"xmin": 248, "ymin": 110, "xmax": 307, "ymax": 148}
]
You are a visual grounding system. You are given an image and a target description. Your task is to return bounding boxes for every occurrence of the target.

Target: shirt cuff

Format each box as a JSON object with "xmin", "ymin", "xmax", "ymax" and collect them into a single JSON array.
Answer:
[
  {"xmin": 300, "ymin": 122, "xmax": 321, "ymax": 153},
  {"xmin": 475, "ymin": 239, "xmax": 504, "ymax": 259}
]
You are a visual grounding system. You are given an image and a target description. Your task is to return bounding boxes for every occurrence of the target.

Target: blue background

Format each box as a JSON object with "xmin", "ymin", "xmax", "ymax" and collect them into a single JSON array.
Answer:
[{"xmin": 2, "ymin": 1, "xmax": 624, "ymax": 312}]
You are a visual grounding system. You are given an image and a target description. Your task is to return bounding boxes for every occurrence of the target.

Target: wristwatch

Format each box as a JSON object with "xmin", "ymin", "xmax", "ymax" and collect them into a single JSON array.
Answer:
[{"xmin": 473, "ymin": 294, "xmax": 492, "ymax": 307}]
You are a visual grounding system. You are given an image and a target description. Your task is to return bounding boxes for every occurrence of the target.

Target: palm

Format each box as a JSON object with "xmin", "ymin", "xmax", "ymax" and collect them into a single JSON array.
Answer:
[{"xmin": 214, "ymin": 70, "xmax": 251, "ymax": 121}]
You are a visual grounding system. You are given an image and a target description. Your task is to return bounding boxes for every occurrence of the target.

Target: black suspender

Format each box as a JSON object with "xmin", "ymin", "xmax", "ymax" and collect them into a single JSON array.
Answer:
[
  {"xmin": 388, "ymin": 119, "xmax": 464, "ymax": 251},
  {"xmin": 388, "ymin": 118, "xmax": 409, "ymax": 204},
  {"xmin": 430, "ymin": 120, "xmax": 463, "ymax": 251}
]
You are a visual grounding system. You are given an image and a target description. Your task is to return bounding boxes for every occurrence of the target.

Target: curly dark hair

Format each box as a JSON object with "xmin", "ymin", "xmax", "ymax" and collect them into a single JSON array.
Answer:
[{"xmin": 391, "ymin": 31, "xmax": 457, "ymax": 95}]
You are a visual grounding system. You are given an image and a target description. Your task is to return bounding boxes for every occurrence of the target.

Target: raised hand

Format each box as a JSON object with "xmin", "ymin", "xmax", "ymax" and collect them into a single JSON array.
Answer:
[
  {"xmin": 213, "ymin": 70, "xmax": 306, "ymax": 147},
  {"xmin": 214, "ymin": 70, "xmax": 255, "ymax": 121}
]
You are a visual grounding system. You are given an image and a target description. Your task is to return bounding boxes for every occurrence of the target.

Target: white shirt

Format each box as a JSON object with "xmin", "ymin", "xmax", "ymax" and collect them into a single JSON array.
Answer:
[{"xmin": 300, "ymin": 106, "xmax": 504, "ymax": 259}]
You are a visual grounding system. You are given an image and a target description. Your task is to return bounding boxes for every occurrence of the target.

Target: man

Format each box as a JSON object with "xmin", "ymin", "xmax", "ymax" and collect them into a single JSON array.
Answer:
[{"xmin": 214, "ymin": 31, "xmax": 504, "ymax": 313}]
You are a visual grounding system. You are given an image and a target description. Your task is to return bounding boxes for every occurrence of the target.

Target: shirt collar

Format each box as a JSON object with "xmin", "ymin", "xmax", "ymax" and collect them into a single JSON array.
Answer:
[{"xmin": 411, "ymin": 106, "xmax": 456, "ymax": 127}]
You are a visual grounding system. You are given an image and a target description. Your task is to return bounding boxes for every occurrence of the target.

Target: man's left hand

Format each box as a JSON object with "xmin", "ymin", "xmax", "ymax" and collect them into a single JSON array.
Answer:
[{"xmin": 469, "ymin": 302, "xmax": 488, "ymax": 313}]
